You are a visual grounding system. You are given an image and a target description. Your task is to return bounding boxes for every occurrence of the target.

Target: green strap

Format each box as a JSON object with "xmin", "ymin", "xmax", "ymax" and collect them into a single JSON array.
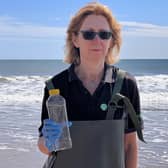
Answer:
[
  {"xmin": 45, "ymin": 79, "xmax": 55, "ymax": 90},
  {"xmin": 111, "ymin": 93, "xmax": 146, "ymax": 143},
  {"xmin": 111, "ymin": 69, "xmax": 126, "ymax": 97},
  {"xmin": 107, "ymin": 69, "xmax": 146, "ymax": 143},
  {"xmin": 107, "ymin": 69, "xmax": 126, "ymax": 120}
]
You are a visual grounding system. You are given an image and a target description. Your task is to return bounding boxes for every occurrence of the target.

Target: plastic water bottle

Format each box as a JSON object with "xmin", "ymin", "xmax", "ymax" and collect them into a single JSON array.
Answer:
[{"xmin": 46, "ymin": 89, "xmax": 72, "ymax": 151}]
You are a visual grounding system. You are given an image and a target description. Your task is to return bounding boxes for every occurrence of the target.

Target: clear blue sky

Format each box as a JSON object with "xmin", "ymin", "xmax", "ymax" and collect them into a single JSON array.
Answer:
[{"xmin": 0, "ymin": 0, "xmax": 168, "ymax": 59}]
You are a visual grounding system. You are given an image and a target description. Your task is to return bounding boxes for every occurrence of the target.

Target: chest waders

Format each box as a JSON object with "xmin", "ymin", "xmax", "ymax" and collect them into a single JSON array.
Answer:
[{"xmin": 43, "ymin": 69, "xmax": 145, "ymax": 168}]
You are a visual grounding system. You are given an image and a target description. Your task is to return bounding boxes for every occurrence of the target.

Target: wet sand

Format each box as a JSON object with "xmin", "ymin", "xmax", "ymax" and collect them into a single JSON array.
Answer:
[
  {"xmin": 1, "ymin": 146, "xmax": 168, "ymax": 168},
  {"xmin": 0, "ymin": 148, "xmax": 46, "ymax": 168}
]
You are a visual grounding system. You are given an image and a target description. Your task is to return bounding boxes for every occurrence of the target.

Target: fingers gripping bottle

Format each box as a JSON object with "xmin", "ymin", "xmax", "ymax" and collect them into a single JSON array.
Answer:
[{"xmin": 46, "ymin": 89, "xmax": 72, "ymax": 151}]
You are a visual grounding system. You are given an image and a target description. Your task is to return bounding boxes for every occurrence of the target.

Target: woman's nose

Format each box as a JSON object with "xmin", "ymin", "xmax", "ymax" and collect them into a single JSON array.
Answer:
[{"xmin": 92, "ymin": 34, "xmax": 101, "ymax": 41}]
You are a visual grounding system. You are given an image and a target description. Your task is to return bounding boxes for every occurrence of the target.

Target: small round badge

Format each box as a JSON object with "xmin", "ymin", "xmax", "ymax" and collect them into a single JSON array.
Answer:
[{"xmin": 100, "ymin": 103, "xmax": 108, "ymax": 111}]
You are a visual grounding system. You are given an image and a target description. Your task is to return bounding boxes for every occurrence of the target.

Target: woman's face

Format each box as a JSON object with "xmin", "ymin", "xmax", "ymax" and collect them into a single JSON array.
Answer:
[{"xmin": 73, "ymin": 14, "xmax": 113, "ymax": 65}]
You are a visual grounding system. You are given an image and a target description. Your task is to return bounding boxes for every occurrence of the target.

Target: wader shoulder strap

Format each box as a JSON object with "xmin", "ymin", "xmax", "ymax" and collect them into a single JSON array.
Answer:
[
  {"xmin": 111, "ymin": 93, "xmax": 146, "ymax": 143},
  {"xmin": 107, "ymin": 69, "xmax": 126, "ymax": 120},
  {"xmin": 111, "ymin": 69, "xmax": 126, "ymax": 97},
  {"xmin": 45, "ymin": 79, "xmax": 55, "ymax": 91},
  {"xmin": 107, "ymin": 69, "xmax": 146, "ymax": 143}
]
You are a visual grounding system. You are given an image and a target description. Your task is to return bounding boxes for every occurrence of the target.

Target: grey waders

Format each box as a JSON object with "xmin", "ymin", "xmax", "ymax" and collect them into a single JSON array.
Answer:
[{"xmin": 43, "ymin": 69, "xmax": 145, "ymax": 168}]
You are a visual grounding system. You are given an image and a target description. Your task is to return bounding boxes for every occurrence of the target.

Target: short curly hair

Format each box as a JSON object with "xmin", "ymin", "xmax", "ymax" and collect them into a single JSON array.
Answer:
[{"xmin": 64, "ymin": 2, "xmax": 122, "ymax": 65}]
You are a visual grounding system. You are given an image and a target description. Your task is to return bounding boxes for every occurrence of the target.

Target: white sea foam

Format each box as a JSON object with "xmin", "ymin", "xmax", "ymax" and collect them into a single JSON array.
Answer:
[
  {"xmin": 16, "ymin": 148, "xmax": 30, "ymax": 152},
  {"xmin": 0, "ymin": 74, "xmax": 168, "ymax": 106},
  {"xmin": 151, "ymin": 138, "xmax": 167, "ymax": 143},
  {"xmin": 0, "ymin": 146, "xmax": 14, "ymax": 150},
  {"xmin": 0, "ymin": 75, "xmax": 49, "ymax": 106},
  {"xmin": 136, "ymin": 75, "xmax": 168, "ymax": 110}
]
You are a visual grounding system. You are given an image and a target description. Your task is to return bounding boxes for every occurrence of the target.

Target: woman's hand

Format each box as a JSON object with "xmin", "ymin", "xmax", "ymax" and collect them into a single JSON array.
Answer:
[{"xmin": 42, "ymin": 119, "xmax": 72, "ymax": 152}]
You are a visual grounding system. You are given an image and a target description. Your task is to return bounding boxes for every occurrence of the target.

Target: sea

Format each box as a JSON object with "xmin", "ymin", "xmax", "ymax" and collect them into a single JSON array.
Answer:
[{"xmin": 0, "ymin": 59, "xmax": 168, "ymax": 168}]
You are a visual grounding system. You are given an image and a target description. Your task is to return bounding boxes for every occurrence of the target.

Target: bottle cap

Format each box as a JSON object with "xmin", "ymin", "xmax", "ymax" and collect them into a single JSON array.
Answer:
[{"xmin": 49, "ymin": 89, "xmax": 60, "ymax": 95}]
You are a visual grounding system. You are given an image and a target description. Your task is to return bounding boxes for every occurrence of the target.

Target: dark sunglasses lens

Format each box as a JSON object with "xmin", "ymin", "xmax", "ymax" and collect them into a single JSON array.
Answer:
[
  {"xmin": 99, "ymin": 31, "xmax": 112, "ymax": 39},
  {"xmin": 83, "ymin": 31, "xmax": 95, "ymax": 40},
  {"xmin": 81, "ymin": 31, "xmax": 112, "ymax": 40}
]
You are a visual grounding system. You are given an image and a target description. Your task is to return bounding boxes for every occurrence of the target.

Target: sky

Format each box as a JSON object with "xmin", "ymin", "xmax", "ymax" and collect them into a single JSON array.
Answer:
[{"xmin": 0, "ymin": 0, "xmax": 168, "ymax": 60}]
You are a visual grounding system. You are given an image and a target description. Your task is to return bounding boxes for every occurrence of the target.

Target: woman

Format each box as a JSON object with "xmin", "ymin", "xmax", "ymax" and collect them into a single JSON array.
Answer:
[{"xmin": 38, "ymin": 2, "xmax": 144, "ymax": 168}]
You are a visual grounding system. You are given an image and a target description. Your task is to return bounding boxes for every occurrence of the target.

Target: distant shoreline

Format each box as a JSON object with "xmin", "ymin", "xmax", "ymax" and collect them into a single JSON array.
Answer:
[{"xmin": 0, "ymin": 59, "xmax": 168, "ymax": 76}]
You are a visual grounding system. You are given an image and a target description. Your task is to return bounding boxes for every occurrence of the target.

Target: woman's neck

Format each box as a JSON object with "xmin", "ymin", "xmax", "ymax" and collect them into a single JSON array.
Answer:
[
  {"xmin": 75, "ymin": 62, "xmax": 104, "ymax": 94},
  {"xmin": 75, "ymin": 62, "xmax": 104, "ymax": 81}
]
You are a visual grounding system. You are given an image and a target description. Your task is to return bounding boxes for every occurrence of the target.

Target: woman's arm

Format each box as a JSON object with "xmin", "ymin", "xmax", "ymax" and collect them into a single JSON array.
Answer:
[
  {"xmin": 38, "ymin": 87, "xmax": 50, "ymax": 155},
  {"xmin": 38, "ymin": 136, "xmax": 51, "ymax": 155},
  {"xmin": 124, "ymin": 132, "xmax": 138, "ymax": 168}
]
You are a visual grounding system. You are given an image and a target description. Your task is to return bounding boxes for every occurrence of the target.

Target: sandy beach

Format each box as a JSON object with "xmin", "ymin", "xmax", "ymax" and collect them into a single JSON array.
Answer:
[
  {"xmin": 0, "ymin": 147, "xmax": 46, "ymax": 168},
  {"xmin": 1, "ymin": 146, "xmax": 168, "ymax": 168}
]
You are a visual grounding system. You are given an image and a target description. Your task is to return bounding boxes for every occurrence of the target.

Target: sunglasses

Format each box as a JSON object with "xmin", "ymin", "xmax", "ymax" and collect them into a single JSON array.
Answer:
[{"xmin": 79, "ymin": 30, "xmax": 113, "ymax": 40}]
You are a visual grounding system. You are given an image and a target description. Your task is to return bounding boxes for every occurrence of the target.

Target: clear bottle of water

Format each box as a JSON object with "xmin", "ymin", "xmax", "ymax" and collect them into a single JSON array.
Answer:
[{"xmin": 46, "ymin": 89, "xmax": 72, "ymax": 151}]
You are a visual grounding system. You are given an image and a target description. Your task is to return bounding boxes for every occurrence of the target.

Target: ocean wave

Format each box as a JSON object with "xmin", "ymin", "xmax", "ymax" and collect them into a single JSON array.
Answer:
[
  {"xmin": 0, "ymin": 75, "xmax": 50, "ymax": 83},
  {"xmin": 0, "ymin": 77, "xmax": 11, "ymax": 83},
  {"xmin": 0, "ymin": 75, "xmax": 49, "ymax": 106},
  {"xmin": 0, "ymin": 74, "xmax": 168, "ymax": 107},
  {"xmin": 136, "ymin": 74, "xmax": 168, "ymax": 93}
]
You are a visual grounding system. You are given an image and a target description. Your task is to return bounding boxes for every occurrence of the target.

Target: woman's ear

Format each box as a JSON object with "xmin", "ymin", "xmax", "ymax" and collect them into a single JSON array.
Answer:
[{"xmin": 72, "ymin": 33, "xmax": 79, "ymax": 48}]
